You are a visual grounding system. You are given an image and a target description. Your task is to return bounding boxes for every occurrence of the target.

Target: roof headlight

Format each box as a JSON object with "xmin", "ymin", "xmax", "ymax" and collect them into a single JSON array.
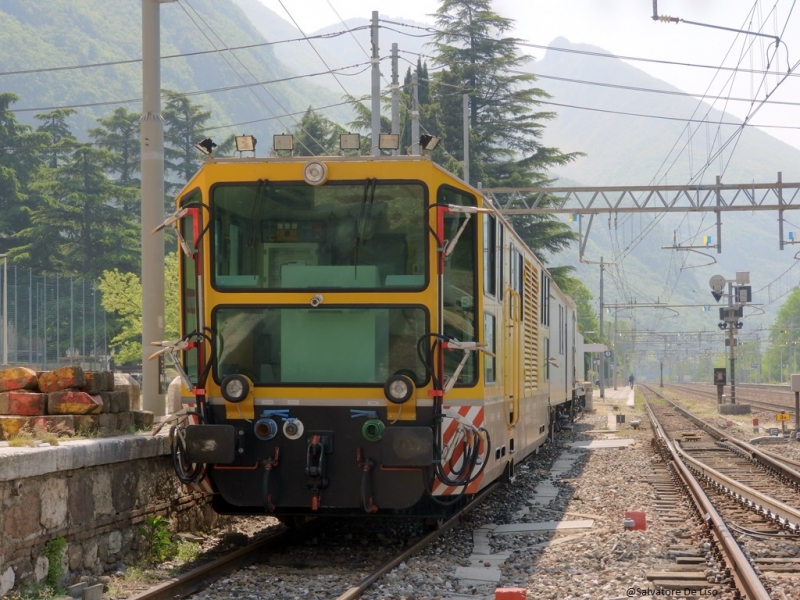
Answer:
[
  {"xmin": 303, "ymin": 161, "xmax": 328, "ymax": 186},
  {"xmin": 384, "ymin": 374, "xmax": 414, "ymax": 404},
  {"xmin": 221, "ymin": 374, "xmax": 252, "ymax": 403}
]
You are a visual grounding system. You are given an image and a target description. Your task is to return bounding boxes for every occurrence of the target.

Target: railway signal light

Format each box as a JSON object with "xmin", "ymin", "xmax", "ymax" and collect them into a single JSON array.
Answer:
[{"xmin": 709, "ymin": 274, "xmax": 725, "ymax": 302}]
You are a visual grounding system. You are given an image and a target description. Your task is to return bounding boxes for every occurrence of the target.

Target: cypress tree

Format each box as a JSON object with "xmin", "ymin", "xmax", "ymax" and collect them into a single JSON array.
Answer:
[{"xmin": 430, "ymin": 0, "xmax": 581, "ymax": 259}]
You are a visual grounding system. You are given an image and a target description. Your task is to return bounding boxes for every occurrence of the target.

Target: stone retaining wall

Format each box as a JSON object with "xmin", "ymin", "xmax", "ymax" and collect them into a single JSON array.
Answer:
[{"xmin": 0, "ymin": 434, "xmax": 226, "ymax": 595}]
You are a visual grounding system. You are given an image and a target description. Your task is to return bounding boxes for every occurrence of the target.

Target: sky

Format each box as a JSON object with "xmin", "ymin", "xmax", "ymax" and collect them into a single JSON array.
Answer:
[{"xmin": 256, "ymin": 0, "xmax": 800, "ymax": 152}]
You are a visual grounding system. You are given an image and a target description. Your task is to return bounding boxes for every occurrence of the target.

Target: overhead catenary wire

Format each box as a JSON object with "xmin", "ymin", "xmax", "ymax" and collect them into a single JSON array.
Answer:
[
  {"xmin": 173, "ymin": 0, "xmax": 328, "ymax": 155},
  {"xmin": 0, "ymin": 26, "xmax": 372, "ymax": 78},
  {"xmin": 607, "ymin": 2, "xmax": 791, "ymax": 307}
]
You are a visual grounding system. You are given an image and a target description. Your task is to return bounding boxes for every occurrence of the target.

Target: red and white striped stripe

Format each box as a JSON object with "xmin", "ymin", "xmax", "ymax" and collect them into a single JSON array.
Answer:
[{"xmin": 432, "ymin": 405, "xmax": 485, "ymax": 496}]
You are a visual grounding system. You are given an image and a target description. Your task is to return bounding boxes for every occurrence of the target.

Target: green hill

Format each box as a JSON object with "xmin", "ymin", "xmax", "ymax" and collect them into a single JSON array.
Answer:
[{"xmin": 0, "ymin": 0, "xmax": 344, "ymax": 143}]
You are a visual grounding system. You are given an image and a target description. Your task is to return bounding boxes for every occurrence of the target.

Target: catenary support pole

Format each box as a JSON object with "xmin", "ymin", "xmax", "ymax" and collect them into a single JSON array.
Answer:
[
  {"xmin": 463, "ymin": 94, "xmax": 469, "ymax": 185},
  {"xmin": 599, "ymin": 257, "xmax": 605, "ymax": 399},
  {"xmin": 370, "ymin": 11, "xmax": 380, "ymax": 157},
  {"xmin": 728, "ymin": 281, "xmax": 736, "ymax": 404},
  {"xmin": 391, "ymin": 43, "xmax": 399, "ymax": 156},
  {"xmin": 613, "ymin": 302, "xmax": 618, "ymax": 390},
  {"xmin": 141, "ymin": 0, "xmax": 173, "ymax": 416},
  {"xmin": 411, "ymin": 73, "xmax": 420, "ymax": 155}
]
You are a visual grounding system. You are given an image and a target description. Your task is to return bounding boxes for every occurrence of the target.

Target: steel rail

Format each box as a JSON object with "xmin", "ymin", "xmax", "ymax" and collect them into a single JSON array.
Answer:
[
  {"xmin": 665, "ymin": 382, "xmax": 796, "ymax": 415},
  {"xmin": 335, "ymin": 482, "xmax": 502, "ymax": 600},
  {"xmin": 644, "ymin": 397, "xmax": 772, "ymax": 600},
  {"xmin": 674, "ymin": 443, "xmax": 800, "ymax": 529},
  {"xmin": 129, "ymin": 483, "xmax": 501, "ymax": 600},
  {"xmin": 126, "ymin": 526, "xmax": 307, "ymax": 600},
  {"xmin": 656, "ymin": 387, "xmax": 800, "ymax": 487}
]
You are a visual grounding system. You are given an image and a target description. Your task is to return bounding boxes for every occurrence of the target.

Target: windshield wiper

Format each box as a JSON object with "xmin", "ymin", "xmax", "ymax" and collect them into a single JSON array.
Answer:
[{"xmin": 354, "ymin": 178, "xmax": 377, "ymax": 277}]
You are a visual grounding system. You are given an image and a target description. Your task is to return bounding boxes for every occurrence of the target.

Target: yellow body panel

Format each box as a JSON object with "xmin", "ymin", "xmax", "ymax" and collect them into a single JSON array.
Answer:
[{"xmin": 178, "ymin": 156, "xmax": 487, "ymax": 407}]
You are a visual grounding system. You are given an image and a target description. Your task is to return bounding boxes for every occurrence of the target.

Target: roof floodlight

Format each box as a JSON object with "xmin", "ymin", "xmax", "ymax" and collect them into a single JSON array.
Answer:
[
  {"xmin": 273, "ymin": 134, "xmax": 294, "ymax": 151},
  {"xmin": 194, "ymin": 138, "xmax": 217, "ymax": 156},
  {"xmin": 379, "ymin": 134, "xmax": 400, "ymax": 150},
  {"xmin": 235, "ymin": 135, "xmax": 257, "ymax": 154},
  {"xmin": 340, "ymin": 133, "xmax": 361, "ymax": 150},
  {"xmin": 419, "ymin": 134, "xmax": 440, "ymax": 151}
]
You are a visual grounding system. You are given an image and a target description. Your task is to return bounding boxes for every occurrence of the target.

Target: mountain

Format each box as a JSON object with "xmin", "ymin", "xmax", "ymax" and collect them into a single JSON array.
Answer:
[
  {"xmin": 0, "ymin": 0, "xmax": 344, "ymax": 142},
  {"xmin": 233, "ymin": 0, "xmax": 432, "ymax": 101},
  {"xmin": 532, "ymin": 37, "xmax": 800, "ymax": 185},
  {"xmin": 526, "ymin": 37, "xmax": 800, "ymax": 333}
]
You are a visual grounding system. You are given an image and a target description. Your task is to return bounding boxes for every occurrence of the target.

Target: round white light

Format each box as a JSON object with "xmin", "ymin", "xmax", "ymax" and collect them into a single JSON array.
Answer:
[
  {"xmin": 221, "ymin": 374, "xmax": 250, "ymax": 403},
  {"xmin": 389, "ymin": 379, "xmax": 409, "ymax": 399},
  {"xmin": 303, "ymin": 161, "xmax": 328, "ymax": 186},
  {"xmin": 384, "ymin": 374, "xmax": 414, "ymax": 404}
]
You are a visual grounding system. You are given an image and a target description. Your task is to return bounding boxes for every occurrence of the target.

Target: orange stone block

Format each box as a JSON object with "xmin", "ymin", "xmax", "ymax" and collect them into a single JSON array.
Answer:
[
  {"xmin": 31, "ymin": 415, "xmax": 75, "ymax": 433},
  {"xmin": 495, "ymin": 589, "xmax": 527, "ymax": 600},
  {"xmin": 0, "ymin": 416, "xmax": 28, "ymax": 438},
  {"xmin": 73, "ymin": 414, "xmax": 99, "ymax": 433},
  {"xmin": 81, "ymin": 371, "xmax": 103, "ymax": 394},
  {"xmin": 0, "ymin": 391, "xmax": 46, "ymax": 416},
  {"xmin": 0, "ymin": 367, "xmax": 39, "ymax": 393},
  {"xmin": 46, "ymin": 390, "xmax": 102, "ymax": 415},
  {"xmin": 38, "ymin": 366, "xmax": 87, "ymax": 393}
]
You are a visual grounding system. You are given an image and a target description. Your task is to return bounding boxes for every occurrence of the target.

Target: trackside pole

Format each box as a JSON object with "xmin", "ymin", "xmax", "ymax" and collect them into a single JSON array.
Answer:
[{"xmin": 141, "ymin": 0, "xmax": 173, "ymax": 416}]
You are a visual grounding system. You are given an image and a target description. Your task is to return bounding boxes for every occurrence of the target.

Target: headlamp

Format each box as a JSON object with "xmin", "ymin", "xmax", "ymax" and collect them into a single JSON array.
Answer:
[{"xmin": 383, "ymin": 374, "xmax": 414, "ymax": 404}]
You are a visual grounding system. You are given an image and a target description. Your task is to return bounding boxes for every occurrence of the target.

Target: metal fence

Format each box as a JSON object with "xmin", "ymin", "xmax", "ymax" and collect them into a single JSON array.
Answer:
[{"xmin": 0, "ymin": 267, "xmax": 109, "ymax": 371}]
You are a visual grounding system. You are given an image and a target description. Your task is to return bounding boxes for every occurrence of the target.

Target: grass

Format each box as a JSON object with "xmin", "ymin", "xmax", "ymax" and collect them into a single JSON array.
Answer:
[
  {"xmin": 105, "ymin": 540, "xmax": 206, "ymax": 598},
  {"xmin": 4, "ymin": 423, "xmax": 69, "ymax": 447}
]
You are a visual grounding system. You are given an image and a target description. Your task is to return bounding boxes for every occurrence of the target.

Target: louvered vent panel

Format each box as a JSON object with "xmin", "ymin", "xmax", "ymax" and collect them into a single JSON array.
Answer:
[{"xmin": 523, "ymin": 263, "xmax": 539, "ymax": 393}]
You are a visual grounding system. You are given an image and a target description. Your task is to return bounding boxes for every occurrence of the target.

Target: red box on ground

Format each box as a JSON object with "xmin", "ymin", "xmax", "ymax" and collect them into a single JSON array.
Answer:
[
  {"xmin": 625, "ymin": 511, "xmax": 647, "ymax": 530},
  {"xmin": 495, "ymin": 588, "xmax": 527, "ymax": 600}
]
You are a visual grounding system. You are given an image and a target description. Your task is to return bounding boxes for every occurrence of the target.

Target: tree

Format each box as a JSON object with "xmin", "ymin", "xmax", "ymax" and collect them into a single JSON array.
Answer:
[
  {"xmin": 762, "ymin": 287, "xmax": 800, "ymax": 382},
  {"xmin": 16, "ymin": 144, "xmax": 139, "ymax": 277},
  {"xmin": 99, "ymin": 254, "xmax": 179, "ymax": 365},
  {"xmin": 556, "ymin": 274, "xmax": 600, "ymax": 341},
  {"xmin": 429, "ymin": 0, "xmax": 581, "ymax": 259},
  {"xmin": 163, "ymin": 91, "xmax": 213, "ymax": 193},
  {"xmin": 0, "ymin": 94, "xmax": 51, "ymax": 255},
  {"xmin": 35, "ymin": 108, "xmax": 78, "ymax": 169},
  {"xmin": 345, "ymin": 95, "xmax": 393, "ymax": 155},
  {"xmin": 399, "ymin": 60, "xmax": 436, "ymax": 156},
  {"xmin": 293, "ymin": 107, "xmax": 344, "ymax": 156},
  {"xmin": 89, "ymin": 107, "xmax": 142, "ymax": 190}
]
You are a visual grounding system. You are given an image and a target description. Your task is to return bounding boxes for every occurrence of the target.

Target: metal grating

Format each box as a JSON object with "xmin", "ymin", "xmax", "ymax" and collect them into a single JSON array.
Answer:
[{"xmin": 523, "ymin": 262, "xmax": 539, "ymax": 393}]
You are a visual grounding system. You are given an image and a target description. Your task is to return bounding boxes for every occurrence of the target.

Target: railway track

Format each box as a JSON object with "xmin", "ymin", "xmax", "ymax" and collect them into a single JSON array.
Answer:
[
  {"xmin": 665, "ymin": 382, "xmax": 797, "ymax": 416},
  {"xmin": 642, "ymin": 384, "xmax": 800, "ymax": 599},
  {"xmin": 126, "ymin": 485, "xmax": 499, "ymax": 600}
]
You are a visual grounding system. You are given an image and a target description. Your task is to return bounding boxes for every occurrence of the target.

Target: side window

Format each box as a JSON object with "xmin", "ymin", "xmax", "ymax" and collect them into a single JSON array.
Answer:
[
  {"xmin": 484, "ymin": 313, "xmax": 496, "ymax": 383},
  {"xmin": 545, "ymin": 338, "xmax": 550, "ymax": 381},
  {"xmin": 516, "ymin": 251, "xmax": 524, "ymax": 318},
  {"xmin": 497, "ymin": 225, "xmax": 504, "ymax": 297},
  {"xmin": 540, "ymin": 272, "xmax": 550, "ymax": 326},
  {"xmin": 179, "ymin": 189, "xmax": 202, "ymax": 383},
  {"xmin": 438, "ymin": 186, "xmax": 477, "ymax": 385},
  {"xmin": 483, "ymin": 215, "xmax": 496, "ymax": 297}
]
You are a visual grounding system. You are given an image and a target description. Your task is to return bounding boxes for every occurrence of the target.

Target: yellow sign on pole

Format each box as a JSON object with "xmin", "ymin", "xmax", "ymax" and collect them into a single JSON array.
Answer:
[{"xmin": 776, "ymin": 412, "xmax": 791, "ymax": 421}]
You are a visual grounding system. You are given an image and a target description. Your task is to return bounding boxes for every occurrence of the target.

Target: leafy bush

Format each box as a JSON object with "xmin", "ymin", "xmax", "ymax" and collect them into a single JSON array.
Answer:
[
  {"xmin": 138, "ymin": 515, "xmax": 174, "ymax": 563},
  {"xmin": 43, "ymin": 536, "xmax": 66, "ymax": 589}
]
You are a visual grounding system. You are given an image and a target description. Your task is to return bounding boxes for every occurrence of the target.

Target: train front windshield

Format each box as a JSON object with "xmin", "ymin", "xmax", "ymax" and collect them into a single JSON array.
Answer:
[
  {"xmin": 209, "ymin": 180, "xmax": 430, "ymax": 387},
  {"xmin": 211, "ymin": 181, "xmax": 427, "ymax": 290}
]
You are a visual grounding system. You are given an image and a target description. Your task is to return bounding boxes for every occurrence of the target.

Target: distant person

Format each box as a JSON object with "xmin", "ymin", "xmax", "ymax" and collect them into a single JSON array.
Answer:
[{"xmin": 628, "ymin": 374, "xmax": 634, "ymax": 389}]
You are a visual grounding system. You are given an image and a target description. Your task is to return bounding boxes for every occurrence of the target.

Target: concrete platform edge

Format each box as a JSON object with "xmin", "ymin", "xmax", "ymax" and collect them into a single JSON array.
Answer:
[{"xmin": 0, "ymin": 433, "xmax": 170, "ymax": 481}]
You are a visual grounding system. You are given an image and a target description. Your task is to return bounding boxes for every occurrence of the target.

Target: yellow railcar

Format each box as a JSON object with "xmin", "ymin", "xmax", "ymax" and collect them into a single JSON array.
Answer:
[{"xmin": 158, "ymin": 153, "xmax": 584, "ymax": 518}]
